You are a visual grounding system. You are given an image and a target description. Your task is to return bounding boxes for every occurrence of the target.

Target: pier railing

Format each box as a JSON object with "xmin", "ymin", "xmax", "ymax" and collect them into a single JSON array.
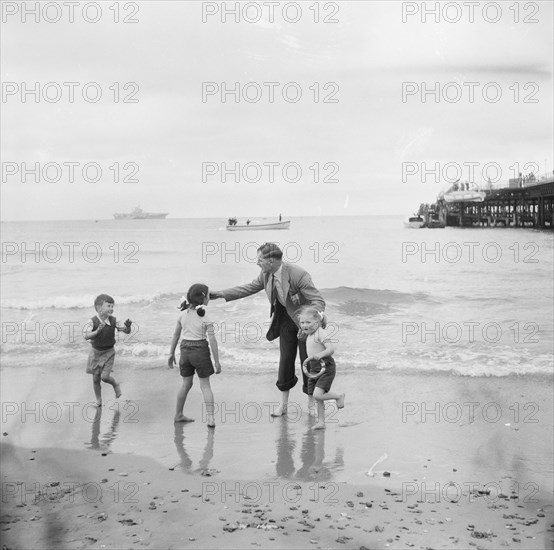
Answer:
[
  {"xmin": 431, "ymin": 177, "xmax": 554, "ymax": 229},
  {"xmin": 483, "ymin": 172, "xmax": 554, "ymax": 191}
]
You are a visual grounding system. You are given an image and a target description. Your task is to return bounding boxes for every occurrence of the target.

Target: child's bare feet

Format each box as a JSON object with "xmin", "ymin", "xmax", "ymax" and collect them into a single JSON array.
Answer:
[
  {"xmin": 270, "ymin": 405, "xmax": 287, "ymax": 417},
  {"xmin": 95, "ymin": 401, "xmax": 102, "ymax": 407},
  {"xmin": 174, "ymin": 414, "xmax": 195, "ymax": 423},
  {"xmin": 206, "ymin": 414, "xmax": 215, "ymax": 428},
  {"xmin": 337, "ymin": 393, "xmax": 345, "ymax": 409},
  {"xmin": 114, "ymin": 384, "xmax": 122, "ymax": 399},
  {"xmin": 307, "ymin": 406, "xmax": 317, "ymax": 418},
  {"xmin": 313, "ymin": 422, "xmax": 326, "ymax": 430}
]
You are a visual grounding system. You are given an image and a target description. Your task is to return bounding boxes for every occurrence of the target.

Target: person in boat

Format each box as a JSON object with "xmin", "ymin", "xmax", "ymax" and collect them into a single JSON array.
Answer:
[
  {"xmin": 246, "ymin": 219, "xmax": 251, "ymax": 225},
  {"xmin": 210, "ymin": 243, "xmax": 326, "ymax": 417}
]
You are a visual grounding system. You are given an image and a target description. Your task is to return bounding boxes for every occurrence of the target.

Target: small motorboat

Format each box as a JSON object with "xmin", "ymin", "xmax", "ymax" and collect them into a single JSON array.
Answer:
[
  {"xmin": 404, "ymin": 215, "xmax": 425, "ymax": 229},
  {"xmin": 226, "ymin": 218, "xmax": 291, "ymax": 231}
]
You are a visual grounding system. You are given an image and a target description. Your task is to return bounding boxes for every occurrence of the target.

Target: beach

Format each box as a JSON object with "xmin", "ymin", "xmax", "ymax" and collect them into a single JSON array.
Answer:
[
  {"xmin": 2, "ymin": 0, "xmax": 553, "ymax": 545},
  {"xmin": 1, "ymin": 364, "xmax": 553, "ymax": 549},
  {"xmin": 1, "ymin": 216, "xmax": 553, "ymax": 548}
]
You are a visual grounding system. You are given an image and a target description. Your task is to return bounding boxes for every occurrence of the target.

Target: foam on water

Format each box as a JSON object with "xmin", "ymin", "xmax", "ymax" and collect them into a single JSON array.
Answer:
[
  {"xmin": 2, "ymin": 217, "xmax": 552, "ymax": 377},
  {"xmin": 0, "ymin": 291, "xmax": 176, "ymax": 310}
]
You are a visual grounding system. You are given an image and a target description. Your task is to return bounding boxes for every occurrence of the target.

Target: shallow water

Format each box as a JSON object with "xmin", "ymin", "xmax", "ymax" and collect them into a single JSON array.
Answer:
[{"xmin": 2, "ymin": 216, "xmax": 553, "ymax": 377}]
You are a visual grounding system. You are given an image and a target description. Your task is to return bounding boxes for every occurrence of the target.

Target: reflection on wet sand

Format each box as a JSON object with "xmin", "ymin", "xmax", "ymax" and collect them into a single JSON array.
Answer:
[
  {"xmin": 275, "ymin": 416, "xmax": 344, "ymax": 481},
  {"xmin": 86, "ymin": 406, "xmax": 120, "ymax": 451},
  {"xmin": 296, "ymin": 425, "xmax": 331, "ymax": 481},
  {"xmin": 275, "ymin": 417, "xmax": 296, "ymax": 478},
  {"xmin": 174, "ymin": 424, "xmax": 215, "ymax": 475}
]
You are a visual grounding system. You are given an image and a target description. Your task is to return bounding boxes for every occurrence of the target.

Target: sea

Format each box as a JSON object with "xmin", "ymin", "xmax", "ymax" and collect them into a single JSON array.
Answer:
[{"xmin": 1, "ymin": 215, "xmax": 553, "ymax": 378}]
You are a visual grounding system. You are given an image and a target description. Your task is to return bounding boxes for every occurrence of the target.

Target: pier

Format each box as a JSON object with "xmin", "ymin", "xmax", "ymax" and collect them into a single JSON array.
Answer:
[{"xmin": 424, "ymin": 177, "xmax": 554, "ymax": 229}]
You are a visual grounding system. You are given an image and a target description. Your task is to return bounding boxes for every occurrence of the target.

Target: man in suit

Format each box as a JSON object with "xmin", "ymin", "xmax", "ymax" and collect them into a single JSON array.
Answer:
[{"xmin": 210, "ymin": 242, "xmax": 326, "ymax": 416}]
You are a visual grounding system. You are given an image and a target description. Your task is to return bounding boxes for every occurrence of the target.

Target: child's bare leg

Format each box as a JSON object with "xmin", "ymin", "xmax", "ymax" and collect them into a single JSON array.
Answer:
[
  {"xmin": 198, "ymin": 377, "xmax": 215, "ymax": 427},
  {"xmin": 271, "ymin": 390, "xmax": 289, "ymax": 417},
  {"xmin": 175, "ymin": 376, "xmax": 194, "ymax": 422},
  {"xmin": 312, "ymin": 387, "xmax": 346, "ymax": 429},
  {"xmin": 92, "ymin": 373, "xmax": 102, "ymax": 406},
  {"xmin": 314, "ymin": 398, "xmax": 326, "ymax": 430},
  {"xmin": 315, "ymin": 388, "xmax": 345, "ymax": 409},
  {"xmin": 101, "ymin": 372, "xmax": 121, "ymax": 398}
]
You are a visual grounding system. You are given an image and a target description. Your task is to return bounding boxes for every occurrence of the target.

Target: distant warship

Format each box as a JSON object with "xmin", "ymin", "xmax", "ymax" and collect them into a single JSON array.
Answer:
[{"xmin": 113, "ymin": 206, "xmax": 168, "ymax": 219}]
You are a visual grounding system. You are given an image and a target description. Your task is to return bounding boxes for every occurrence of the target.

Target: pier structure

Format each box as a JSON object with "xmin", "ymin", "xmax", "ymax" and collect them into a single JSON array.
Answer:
[{"xmin": 436, "ymin": 178, "xmax": 554, "ymax": 229}]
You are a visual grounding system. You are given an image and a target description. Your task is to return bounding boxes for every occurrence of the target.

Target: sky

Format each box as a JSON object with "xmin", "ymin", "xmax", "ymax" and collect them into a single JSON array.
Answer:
[{"xmin": 1, "ymin": 0, "xmax": 553, "ymax": 220}]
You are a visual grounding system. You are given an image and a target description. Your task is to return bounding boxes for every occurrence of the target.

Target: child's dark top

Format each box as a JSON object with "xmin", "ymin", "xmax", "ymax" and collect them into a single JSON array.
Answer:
[{"xmin": 90, "ymin": 316, "xmax": 117, "ymax": 350}]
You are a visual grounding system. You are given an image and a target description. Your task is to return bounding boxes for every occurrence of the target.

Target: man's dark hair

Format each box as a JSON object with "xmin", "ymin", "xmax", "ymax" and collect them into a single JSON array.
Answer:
[{"xmin": 257, "ymin": 242, "xmax": 283, "ymax": 260}]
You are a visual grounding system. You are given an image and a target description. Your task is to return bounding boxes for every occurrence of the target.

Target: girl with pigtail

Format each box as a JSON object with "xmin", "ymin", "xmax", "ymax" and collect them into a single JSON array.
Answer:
[{"xmin": 168, "ymin": 283, "xmax": 221, "ymax": 428}]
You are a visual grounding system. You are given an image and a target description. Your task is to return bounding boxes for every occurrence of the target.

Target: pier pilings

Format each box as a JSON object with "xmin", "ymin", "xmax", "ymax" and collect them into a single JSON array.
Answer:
[{"xmin": 439, "ymin": 179, "xmax": 554, "ymax": 229}]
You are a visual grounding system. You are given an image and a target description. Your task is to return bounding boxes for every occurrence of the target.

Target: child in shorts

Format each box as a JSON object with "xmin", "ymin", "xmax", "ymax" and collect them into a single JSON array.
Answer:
[
  {"xmin": 84, "ymin": 294, "xmax": 132, "ymax": 406},
  {"xmin": 299, "ymin": 306, "xmax": 345, "ymax": 430},
  {"xmin": 168, "ymin": 283, "xmax": 221, "ymax": 428}
]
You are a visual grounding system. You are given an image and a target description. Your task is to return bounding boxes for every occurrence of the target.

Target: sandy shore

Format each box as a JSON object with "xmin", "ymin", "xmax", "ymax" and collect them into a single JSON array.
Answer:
[
  {"xmin": 1, "ymin": 364, "xmax": 553, "ymax": 549},
  {"xmin": 2, "ymin": 441, "xmax": 552, "ymax": 550}
]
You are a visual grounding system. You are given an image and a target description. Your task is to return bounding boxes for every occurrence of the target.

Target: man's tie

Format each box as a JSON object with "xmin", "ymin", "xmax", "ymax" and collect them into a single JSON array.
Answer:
[
  {"xmin": 270, "ymin": 274, "xmax": 277, "ymax": 315},
  {"xmin": 271, "ymin": 274, "xmax": 277, "ymax": 304}
]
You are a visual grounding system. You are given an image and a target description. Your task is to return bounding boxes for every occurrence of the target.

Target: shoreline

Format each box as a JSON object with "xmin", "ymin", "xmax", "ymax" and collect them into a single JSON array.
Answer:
[
  {"xmin": 1, "ymin": 365, "xmax": 553, "ymax": 548},
  {"xmin": 1, "ymin": 366, "xmax": 552, "ymax": 483}
]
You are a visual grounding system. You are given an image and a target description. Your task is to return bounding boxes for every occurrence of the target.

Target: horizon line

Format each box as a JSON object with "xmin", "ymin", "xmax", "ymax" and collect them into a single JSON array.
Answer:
[{"xmin": 1, "ymin": 213, "xmax": 406, "ymax": 223}]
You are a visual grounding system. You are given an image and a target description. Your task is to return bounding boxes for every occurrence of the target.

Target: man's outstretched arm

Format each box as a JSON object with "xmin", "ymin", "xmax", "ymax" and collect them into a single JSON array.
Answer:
[{"xmin": 211, "ymin": 273, "xmax": 265, "ymax": 302}]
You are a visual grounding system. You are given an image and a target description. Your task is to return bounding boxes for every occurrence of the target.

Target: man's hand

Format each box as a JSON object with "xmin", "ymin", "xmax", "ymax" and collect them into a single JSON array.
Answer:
[
  {"xmin": 124, "ymin": 319, "xmax": 132, "ymax": 329},
  {"xmin": 168, "ymin": 354, "xmax": 176, "ymax": 369},
  {"xmin": 214, "ymin": 361, "xmax": 222, "ymax": 374}
]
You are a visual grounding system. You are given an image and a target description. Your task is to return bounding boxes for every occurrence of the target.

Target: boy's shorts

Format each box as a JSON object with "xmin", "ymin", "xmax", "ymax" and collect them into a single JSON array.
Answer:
[
  {"xmin": 86, "ymin": 347, "xmax": 115, "ymax": 375},
  {"xmin": 307, "ymin": 356, "xmax": 336, "ymax": 395},
  {"xmin": 179, "ymin": 340, "xmax": 214, "ymax": 379}
]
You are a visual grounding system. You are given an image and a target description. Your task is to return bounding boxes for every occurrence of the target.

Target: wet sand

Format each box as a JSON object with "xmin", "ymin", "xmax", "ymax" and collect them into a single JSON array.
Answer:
[{"xmin": 1, "ymin": 362, "xmax": 553, "ymax": 548}]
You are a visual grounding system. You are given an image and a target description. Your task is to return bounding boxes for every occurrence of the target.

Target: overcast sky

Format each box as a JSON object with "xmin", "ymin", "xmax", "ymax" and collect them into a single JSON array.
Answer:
[{"xmin": 1, "ymin": 0, "xmax": 552, "ymax": 220}]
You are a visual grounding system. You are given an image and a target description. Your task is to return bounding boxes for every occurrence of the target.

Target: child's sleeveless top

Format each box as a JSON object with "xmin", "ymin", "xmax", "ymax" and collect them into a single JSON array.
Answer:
[
  {"xmin": 91, "ymin": 316, "xmax": 117, "ymax": 350},
  {"xmin": 179, "ymin": 309, "xmax": 213, "ymax": 340}
]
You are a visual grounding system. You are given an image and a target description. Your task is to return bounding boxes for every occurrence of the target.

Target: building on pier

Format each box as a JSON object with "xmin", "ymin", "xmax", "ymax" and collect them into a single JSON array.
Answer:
[{"xmin": 434, "ymin": 177, "xmax": 554, "ymax": 229}]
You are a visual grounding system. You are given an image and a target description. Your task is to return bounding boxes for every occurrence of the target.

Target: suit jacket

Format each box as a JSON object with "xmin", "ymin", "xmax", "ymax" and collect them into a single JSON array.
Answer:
[{"xmin": 221, "ymin": 262, "xmax": 325, "ymax": 328}]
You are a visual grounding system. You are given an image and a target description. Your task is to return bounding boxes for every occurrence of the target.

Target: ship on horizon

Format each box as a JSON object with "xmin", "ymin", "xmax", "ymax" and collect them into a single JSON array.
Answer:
[{"xmin": 113, "ymin": 206, "xmax": 168, "ymax": 220}]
